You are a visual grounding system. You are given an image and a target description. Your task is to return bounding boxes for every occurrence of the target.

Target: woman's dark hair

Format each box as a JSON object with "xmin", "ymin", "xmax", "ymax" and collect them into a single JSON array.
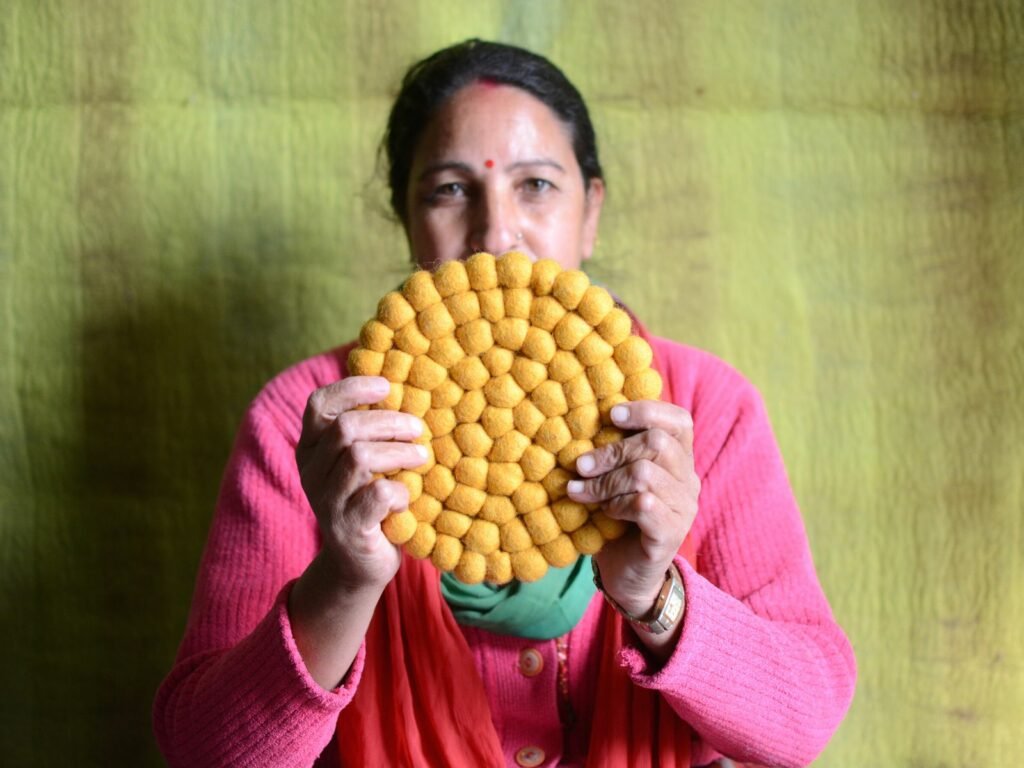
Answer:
[{"xmin": 383, "ymin": 39, "xmax": 604, "ymax": 223}]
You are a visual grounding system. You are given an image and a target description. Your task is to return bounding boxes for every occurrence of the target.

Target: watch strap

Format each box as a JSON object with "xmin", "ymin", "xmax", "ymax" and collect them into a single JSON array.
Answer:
[{"xmin": 591, "ymin": 559, "xmax": 686, "ymax": 635}]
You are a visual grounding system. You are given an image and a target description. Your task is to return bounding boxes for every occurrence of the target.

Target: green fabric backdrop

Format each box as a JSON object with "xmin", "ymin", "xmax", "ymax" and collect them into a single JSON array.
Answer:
[{"xmin": 2, "ymin": 1, "xmax": 1021, "ymax": 765}]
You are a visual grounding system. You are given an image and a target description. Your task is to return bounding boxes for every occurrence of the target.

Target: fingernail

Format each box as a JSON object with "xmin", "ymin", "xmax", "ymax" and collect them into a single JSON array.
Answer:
[
  {"xmin": 567, "ymin": 480, "xmax": 584, "ymax": 495},
  {"xmin": 371, "ymin": 376, "xmax": 391, "ymax": 393},
  {"xmin": 414, "ymin": 444, "xmax": 428, "ymax": 460},
  {"xmin": 576, "ymin": 454, "xmax": 595, "ymax": 474},
  {"xmin": 610, "ymin": 405, "xmax": 629, "ymax": 424}
]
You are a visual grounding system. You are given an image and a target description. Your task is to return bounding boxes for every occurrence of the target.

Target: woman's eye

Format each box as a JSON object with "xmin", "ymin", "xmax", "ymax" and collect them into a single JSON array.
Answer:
[
  {"xmin": 432, "ymin": 182, "xmax": 466, "ymax": 199},
  {"xmin": 522, "ymin": 178, "xmax": 553, "ymax": 193}
]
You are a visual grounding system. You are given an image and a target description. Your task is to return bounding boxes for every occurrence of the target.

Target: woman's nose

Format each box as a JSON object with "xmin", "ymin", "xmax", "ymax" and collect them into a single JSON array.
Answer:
[{"xmin": 469, "ymin": 191, "xmax": 521, "ymax": 255}]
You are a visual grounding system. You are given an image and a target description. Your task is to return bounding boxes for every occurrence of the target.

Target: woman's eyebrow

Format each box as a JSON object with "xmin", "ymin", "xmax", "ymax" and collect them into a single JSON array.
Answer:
[
  {"xmin": 416, "ymin": 161, "xmax": 474, "ymax": 181},
  {"xmin": 508, "ymin": 159, "xmax": 566, "ymax": 174}
]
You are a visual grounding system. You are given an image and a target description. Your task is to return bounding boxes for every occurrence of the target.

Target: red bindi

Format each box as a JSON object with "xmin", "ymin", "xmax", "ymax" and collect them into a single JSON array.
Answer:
[{"xmin": 484, "ymin": 159, "xmax": 495, "ymax": 169}]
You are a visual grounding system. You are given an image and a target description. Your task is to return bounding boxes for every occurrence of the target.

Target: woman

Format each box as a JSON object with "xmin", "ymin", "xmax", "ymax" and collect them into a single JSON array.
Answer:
[{"xmin": 154, "ymin": 40, "xmax": 855, "ymax": 768}]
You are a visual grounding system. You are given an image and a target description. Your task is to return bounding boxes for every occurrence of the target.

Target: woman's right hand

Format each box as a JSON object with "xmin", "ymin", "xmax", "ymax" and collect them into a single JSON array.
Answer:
[{"xmin": 295, "ymin": 375, "xmax": 427, "ymax": 592}]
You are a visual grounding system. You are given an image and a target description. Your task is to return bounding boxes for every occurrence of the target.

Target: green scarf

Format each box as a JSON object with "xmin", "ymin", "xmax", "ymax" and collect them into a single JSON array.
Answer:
[{"xmin": 440, "ymin": 555, "xmax": 596, "ymax": 640}]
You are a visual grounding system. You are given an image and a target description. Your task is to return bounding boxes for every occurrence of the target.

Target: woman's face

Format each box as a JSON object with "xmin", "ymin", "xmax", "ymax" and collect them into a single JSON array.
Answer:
[{"xmin": 404, "ymin": 82, "xmax": 604, "ymax": 271}]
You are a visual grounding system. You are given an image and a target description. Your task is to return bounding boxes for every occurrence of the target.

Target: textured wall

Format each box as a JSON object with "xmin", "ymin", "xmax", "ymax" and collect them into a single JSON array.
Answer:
[{"xmin": 2, "ymin": 1, "xmax": 1021, "ymax": 765}]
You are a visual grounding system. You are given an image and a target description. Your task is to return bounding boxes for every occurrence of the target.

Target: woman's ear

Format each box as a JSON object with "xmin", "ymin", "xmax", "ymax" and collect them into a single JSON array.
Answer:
[{"xmin": 580, "ymin": 178, "xmax": 605, "ymax": 262}]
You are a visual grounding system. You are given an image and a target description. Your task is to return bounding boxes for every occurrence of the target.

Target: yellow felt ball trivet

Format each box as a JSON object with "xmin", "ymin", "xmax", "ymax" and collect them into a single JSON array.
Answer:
[{"xmin": 347, "ymin": 252, "xmax": 663, "ymax": 584}]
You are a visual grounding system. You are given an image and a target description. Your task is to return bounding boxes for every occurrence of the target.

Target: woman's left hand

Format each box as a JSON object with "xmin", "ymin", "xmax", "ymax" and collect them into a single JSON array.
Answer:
[{"xmin": 567, "ymin": 400, "xmax": 699, "ymax": 621}]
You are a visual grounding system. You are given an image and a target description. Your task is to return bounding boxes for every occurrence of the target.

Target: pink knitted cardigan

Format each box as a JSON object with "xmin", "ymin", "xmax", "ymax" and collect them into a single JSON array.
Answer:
[{"xmin": 153, "ymin": 337, "xmax": 856, "ymax": 767}]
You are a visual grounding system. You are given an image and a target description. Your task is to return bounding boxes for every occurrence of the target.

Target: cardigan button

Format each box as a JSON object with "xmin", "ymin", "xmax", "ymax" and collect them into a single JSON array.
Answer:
[
  {"xmin": 515, "ymin": 745, "xmax": 546, "ymax": 767},
  {"xmin": 518, "ymin": 647, "xmax": 544, "ymax": 677}
]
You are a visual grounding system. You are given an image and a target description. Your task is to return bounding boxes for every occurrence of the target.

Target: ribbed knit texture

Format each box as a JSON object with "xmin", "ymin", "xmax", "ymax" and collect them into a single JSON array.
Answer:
[{"xmin": 153, "ymin": 338, "xmax": 855, "ymax": 768}]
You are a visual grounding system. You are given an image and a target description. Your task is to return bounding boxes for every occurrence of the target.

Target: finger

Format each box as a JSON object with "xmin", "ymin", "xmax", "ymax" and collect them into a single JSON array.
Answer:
[
  {"xmin": 344, "ymin": 478, "xmax": 410, "ymax": 532},
  {"xmin": 602, "ymin": 491, "xmax": 680, "ymax": 548},
  {"xmin": 339, "ymin": 441, "xmax": 429, "ymax": 478},
  {"xmin": 576, "ymin": 427, "xmax": 689, "ymax": 483},
  {"xmin": 566, "ymin": 459, "xmax": 676, "ymax": 505},
  {"xmin": 321, "ymin": 409, "xmax": 424, "ymax": 452},
  {"xmin": 608, "ymin": 401, "xmax": 694, "ymax": 453},
  {"xmin": 302, "ymin": 441, "xmax": 427, "ymax": 505},
  {"xmin": 301, "ymin": 376, "xmax": 392, "ymax": 440}
]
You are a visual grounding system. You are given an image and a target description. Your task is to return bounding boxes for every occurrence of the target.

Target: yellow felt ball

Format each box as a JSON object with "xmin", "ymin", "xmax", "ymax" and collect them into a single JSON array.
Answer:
[
  {"xmin": 359, "ymin": 320, "xmax": 394, "ymax": 352},
  {"xmin": 547, "ymin": 350, "xmax": 584, "ymax": 383},
  {"xmin": 552, "ymin": 312, "xmax": 592, "ymax": 351},
  {"xmin": 534, "ymin": 416, "xmax": 572, "ymax": 454},
  {"xmin": 433, "ymin": 260, "xmax": 470, "ymax": 297},
  {"xmin": 411, "ymin": 495, "xmax": 442, "ymax": 523},
  {"xmin": 531, "ymin": 379, "xmax": 569, "ymax": 417},
  {"xmin": 479, "ymin": 495, "xmax": 517, "ymax": 525},
  {"xmin": 481, "ymin": 406, "xmax": 515, "ymax": 439},
  {"xmin": 511, "ymin": 356, "xmax": 547, "ymax": 393},
  {"xmin": 381, "ymin": 510, "xmax": 417, "ymax": 545},
  {"xmin": 512, "ymin": 398, "xmax": 546, "ymax": 438},
  {"xmin": 598, "ymin": 393, "xmax": 629, "ymax": 424},
  {"xmin": 493, "ymin": 317, "xmax": 529, "ymax": 351},
  {"xmin": 428, "ymin": 336, "xmax": 466, "ymax": 368},
  {"xmin": 454, "ymin": 456, "xmax": 489, "ymax": 490},
  {"xmin": 423, "ymin": 465, "xmax": 456, "ymax": 502},
  {"xmin": 347, "ymin": 348, "xmax": 384, "ymax": 377},
  {"xmin": 466, "ymin": 252, "xmax": 498, "ymax": 290},
  {"xmin": 485, "ymin": 550, "xmax": 513, "ymax": 584},
  {"xmin": 570, "ymin": 523, "xmax": 604, "ymax": 555},
  {"xmin": 478, "ymin": 288, "xmax": 505, "ymax": 322},
  {"xmin": 431, "ymin": 534, "xmax": 463, "ymax": 571},
  {"xmin": 430, "ymin": 434, "xmax": 461, "ymax": 469},
  {"xmin": 499, "ymin": 518, "xmax": 532, "ymax": 552},
  {"xmin": 436, "ymin": 509, "xmax": 473, "ymax": 537},
  {"xmin": 403, "ymin": 270, "xmax": 442, "ymax": 311},
  {"xmin": 486, "ymin": 461, "xmax": 525, "ymax": 495},
  {"xmin": 551, "ymin": 269, "xmax": 589, "ymax": 310},
  {"xmin": 624, "ymin": 369, "xmax": 663, "ymax": 401},
  {"xmin": 484, "ymin": 373, "xmax": 526, "ymax": 408},
  {"xmin": 539, "ymin": 534, "xmax": 578, "ymax": 568},
  {"xmin": 455, "ymin": 318, "xmax": 493, "ymax": 356},
  {"xmin": 463, "ymin": 518, "xmax": 500, "ymax": 554},
  {"xmin": 519, "ymin": 444, "xmax": 557, "ymax": 482},
  {"xmin": 393, "ymin": 322, "xmax": 431, "ymax": 356},
  {"xmin": 444, "ymin": 291, "xmax": 482, "ymax": 325},
  {"xmin": 521, "ymin": 327, "xmax": 557, "ymax": 363},
  {"xmin": 454, "ymin": 422, "xmax": 494, "ymax": 458},
  {"xmin": 495, "ymin": 251, "xmax": 532, "ymax": 288},
  {"xmin": 377, "ymin": 291, "xmax": 416, "ymax": 330},
  {"xmin": 393, "ymin": 470, "xmax": 423, "ymax": 504},
  {"xmin": 597, "ymin": 307, "xmax": 632, "ymax": 346},
  {"xmin": 576, "ymin": 286, "xmax": 615, "ymax": 327},
  {"xmin": 523, "ymin": 506, "xmax": 560, "ymax": 545},
  {"xmin": 407, "ymin": 355, "xmax": 447, "ymax": 391},
  {"xmin": 511, "ymin": 548, "xmax": 548, "ymax": 582},
  {"xmin": 592, "ymin": 511, "xmax": 628, "ymax": 540},
  {"xmin": 481, "ymin": 346, "xmax": 515, "ymax": 376},
  {"xmin": 454, "ymin": 389, "xmax": 487, "ymax": 424},
  {"xmin": 587, "ymin": 359, "xmax": 626, "ymax": 399},
  {"xmin": 382, "ymin": 349, "xmax": 414, "ymax": 382},
  {"xmin": 613, "ymin": 336, "xmax": 654, "ymax": 375},
  {"xmin": 431, "ymin": 379, "xmax": 464, "ymax": 409},
  {"xmin": 530, "ymin": 259, "xmax": 561, "ymax": 296},
  {"xmin": 406, "ymin": 521, "xmax": 437, "ymax": 558},
  {"xmin": 511, "ymin": 482, "xmax": 548, "ymax": 514},
  {"xmin": 504, "ymin": 288, "xmax": 533, "ymax": 320},
  {"xmin": 551, "ymin": 498, "xmax": 588, "ymax": 532},
  {"xmin": 565, "ymin": 376, "xmax": 598, "ymax": 411},
  {"xmin": 401, "ymin": 386, "xmax": 431, "ymax": 417},
  {"xmin": 489, "ymin": 430, "xmax": 530, "ymax": 462},
  {"xmin": 445, "ymin": 484, "xmax": 487, "ymax": 517},
  {"xmin": 593, "ymin": 425, "xmax": 625, "ymax": 448},
  {"xmin": 558, "ymin": 439, "xmax": 594, "ymax": 471},
  {"xmin": 417, "ymin": 301, "xmax": 456, "ymax": 340},
  {"xmin": 565, "ymin": 404, "xmax": 601, "ymax": 440},
  {"xmin": 541, "ymin": 468, "xmax": 573, "ymax": 501},
  {"xmin": 450, "ymin": 356, "xmax": 489, "ymax": 390},
  {"xmin": 454, "ymin": 550, "xmax": 487, "ymax": 584},
  {"xmin": 575, "ymin": 332, "xmax": 614, "ymax": 366},
  {"xmin": 378, "ymin": 382, "xmax": 403, "ymax": 411},
  {"xmin": 529, "ymin": 295, "xmax": 567, "ymax": 332}
]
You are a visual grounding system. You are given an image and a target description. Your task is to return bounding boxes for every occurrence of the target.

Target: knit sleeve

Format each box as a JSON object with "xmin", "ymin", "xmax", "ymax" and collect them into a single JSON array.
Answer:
[
  {"xmin": 153, "ymin": 354, "xmax": 362, "ymax": 768},
  {"xmin": 619, "ymin": 346, "xmax": 856, "ymax": 767}
]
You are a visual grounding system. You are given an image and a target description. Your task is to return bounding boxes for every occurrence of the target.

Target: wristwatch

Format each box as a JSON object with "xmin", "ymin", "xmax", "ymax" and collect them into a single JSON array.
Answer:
[{"xmin": 591, "ymin": 559, "xmax": 686, "ymax": 635}]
